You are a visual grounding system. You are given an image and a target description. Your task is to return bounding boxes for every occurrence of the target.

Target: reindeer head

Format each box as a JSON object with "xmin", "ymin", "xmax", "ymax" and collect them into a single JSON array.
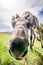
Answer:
[
  {"xmin": 22, "ymin": 11, "xmax": 39, "ymax": 29},
  {"xmin": 9, "ymin": 18, "xmax": 29, "ymax": 60}
]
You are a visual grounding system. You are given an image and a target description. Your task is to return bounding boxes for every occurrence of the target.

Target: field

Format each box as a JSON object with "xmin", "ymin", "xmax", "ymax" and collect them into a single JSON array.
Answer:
[{"xmin": 0, "ymin": 33, "xmax": 43, "ymax": 65}]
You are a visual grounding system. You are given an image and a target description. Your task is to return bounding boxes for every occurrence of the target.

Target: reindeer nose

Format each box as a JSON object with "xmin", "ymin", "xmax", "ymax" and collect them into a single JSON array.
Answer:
[{"xmin": 9, "ymin": 38, "xmax": 29, "ymax": 59}]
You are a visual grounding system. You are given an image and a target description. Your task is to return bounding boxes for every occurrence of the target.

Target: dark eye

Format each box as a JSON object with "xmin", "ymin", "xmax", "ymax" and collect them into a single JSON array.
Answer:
[{"xmin": 24, "ymin": 15, "xmax": 29, "ymax": 20}]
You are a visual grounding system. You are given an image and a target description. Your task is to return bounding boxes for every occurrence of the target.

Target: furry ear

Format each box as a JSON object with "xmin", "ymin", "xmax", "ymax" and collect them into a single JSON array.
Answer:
[
  {"xmin": 11, "ymin": 14, "xmax": 20, "ymax": 28},
  {"xmin": 11, "ymin": 16, "xmax": 15, "ymax": 21},
  {"xmin": 11, "ymin": 16, "xmax": 16, "ymax": 28},
  {"xmin": 33, "ymin": 16, "xmax": 39, "ymax": 28},
  {"xmin": 11, "ymin": 22, "xmax": 16, "ymax": 28},
  {"xmin": 15, "ymin": 14, "xmax": 20, "ymax": 19}
]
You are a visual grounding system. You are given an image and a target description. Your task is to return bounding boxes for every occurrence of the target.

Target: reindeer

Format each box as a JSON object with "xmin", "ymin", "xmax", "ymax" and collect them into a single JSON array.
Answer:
[
  {"xmin": 21, "ymin": 11, "xmax": 42, "ymax": 49},
  {"xmin": 9, "ymin": 18, "xmax": 29, "ymax": 60}
]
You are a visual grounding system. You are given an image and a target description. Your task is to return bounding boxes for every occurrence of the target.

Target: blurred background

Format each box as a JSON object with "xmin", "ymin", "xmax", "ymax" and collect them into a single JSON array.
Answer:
[{"xmin": 0, "ymin": 0, "xmax": 43, "ymax": 32}]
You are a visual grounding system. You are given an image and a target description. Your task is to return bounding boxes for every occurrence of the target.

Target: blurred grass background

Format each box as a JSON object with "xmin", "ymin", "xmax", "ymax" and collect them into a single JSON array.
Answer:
[{"xmin": 0, "ymin": 33, "xmax": 43, "ymax": 65}]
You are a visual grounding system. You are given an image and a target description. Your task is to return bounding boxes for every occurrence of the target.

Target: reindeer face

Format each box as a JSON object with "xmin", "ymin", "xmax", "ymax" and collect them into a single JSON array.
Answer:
[
  {"xmin": 22, "ymin": 12, "xmax": 33, "ymax": 21},
  {"xmin": 9, "ymin": 18, "xmax": 29, "ymax": 60},
  {"xmin": 22, "ymin": 11, "xmax": 34, "ymax": 28}
]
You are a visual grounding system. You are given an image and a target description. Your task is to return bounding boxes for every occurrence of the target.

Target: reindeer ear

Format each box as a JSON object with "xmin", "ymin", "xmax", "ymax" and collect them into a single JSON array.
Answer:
[
  {"xmin": 25, "ymin": 16, "xmax": 33, "ymax": 28},
  {"xmin": 11, "ymin": 15, "xmax": 20, "ymax": 28},
  {"xmin": 11, "ymin": 16, "xmax": 16, "ymax": 28},
  {"xmin": 11, "ymin": 16, "xmax": 15, "ymax": 21},
  {"xmin": 16, "ymin": 14, "xmax": 20, "ymax": 19},
  {"xmin": 11, "ymin": 22, "xmax": 16, "ymax": 28},
  {"xmin": 33, "ymin": 16, "xmax": 39, "ymax": 28}
]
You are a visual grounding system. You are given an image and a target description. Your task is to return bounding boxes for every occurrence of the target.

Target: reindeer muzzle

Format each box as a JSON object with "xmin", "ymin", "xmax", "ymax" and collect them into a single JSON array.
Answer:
[{"xmin": 9, "ymin": 38, "xmax": 29, "ymax": 60}]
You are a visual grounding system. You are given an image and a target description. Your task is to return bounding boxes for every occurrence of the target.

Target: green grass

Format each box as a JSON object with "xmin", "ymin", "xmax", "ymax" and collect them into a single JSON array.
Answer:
[{"xmin": 0, "ymin": 33, "xmax": 43, "ymax": 65}]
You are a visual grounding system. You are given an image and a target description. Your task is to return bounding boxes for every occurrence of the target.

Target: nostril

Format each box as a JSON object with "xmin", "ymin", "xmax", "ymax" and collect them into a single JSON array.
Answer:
[{"xmin": 9, "ymin": 49, "xmax": 11, "ymax": 55}]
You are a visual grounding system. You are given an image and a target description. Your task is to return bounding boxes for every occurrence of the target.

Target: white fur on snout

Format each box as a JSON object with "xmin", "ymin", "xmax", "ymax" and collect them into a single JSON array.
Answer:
[{"xmin": 11, "ymin": 24, "xmax": 28, "ymax": 40}]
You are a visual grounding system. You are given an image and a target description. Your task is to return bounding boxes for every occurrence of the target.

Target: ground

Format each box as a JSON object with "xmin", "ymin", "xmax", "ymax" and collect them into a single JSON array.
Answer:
[{"xmin": 0, "ymin": 33, "xmax": 43, "ymax": 65}]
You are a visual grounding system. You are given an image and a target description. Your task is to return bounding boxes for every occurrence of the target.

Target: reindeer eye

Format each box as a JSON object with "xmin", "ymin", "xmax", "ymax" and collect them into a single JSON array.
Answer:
[{"xmin": 25, "ymin": 15, "xmax": 29, "ymax": 20}]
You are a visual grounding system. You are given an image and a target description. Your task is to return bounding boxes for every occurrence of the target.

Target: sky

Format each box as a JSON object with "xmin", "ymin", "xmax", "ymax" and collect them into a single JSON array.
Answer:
[{"xmin": 0, "ymin": 0, "xmax": 43, "ymax": 32}]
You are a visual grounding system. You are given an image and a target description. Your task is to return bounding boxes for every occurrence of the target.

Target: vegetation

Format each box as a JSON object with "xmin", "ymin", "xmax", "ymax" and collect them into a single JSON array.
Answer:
[{"xmin": 0, "ymin": 33, "xmax": 43, "ymax": 65}]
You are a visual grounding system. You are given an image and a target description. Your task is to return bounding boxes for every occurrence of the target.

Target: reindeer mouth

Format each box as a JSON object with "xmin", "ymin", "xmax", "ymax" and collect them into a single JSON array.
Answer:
[{"xmin": 9, "ymin": 38, "xmax": 29, "ymax": 60}]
